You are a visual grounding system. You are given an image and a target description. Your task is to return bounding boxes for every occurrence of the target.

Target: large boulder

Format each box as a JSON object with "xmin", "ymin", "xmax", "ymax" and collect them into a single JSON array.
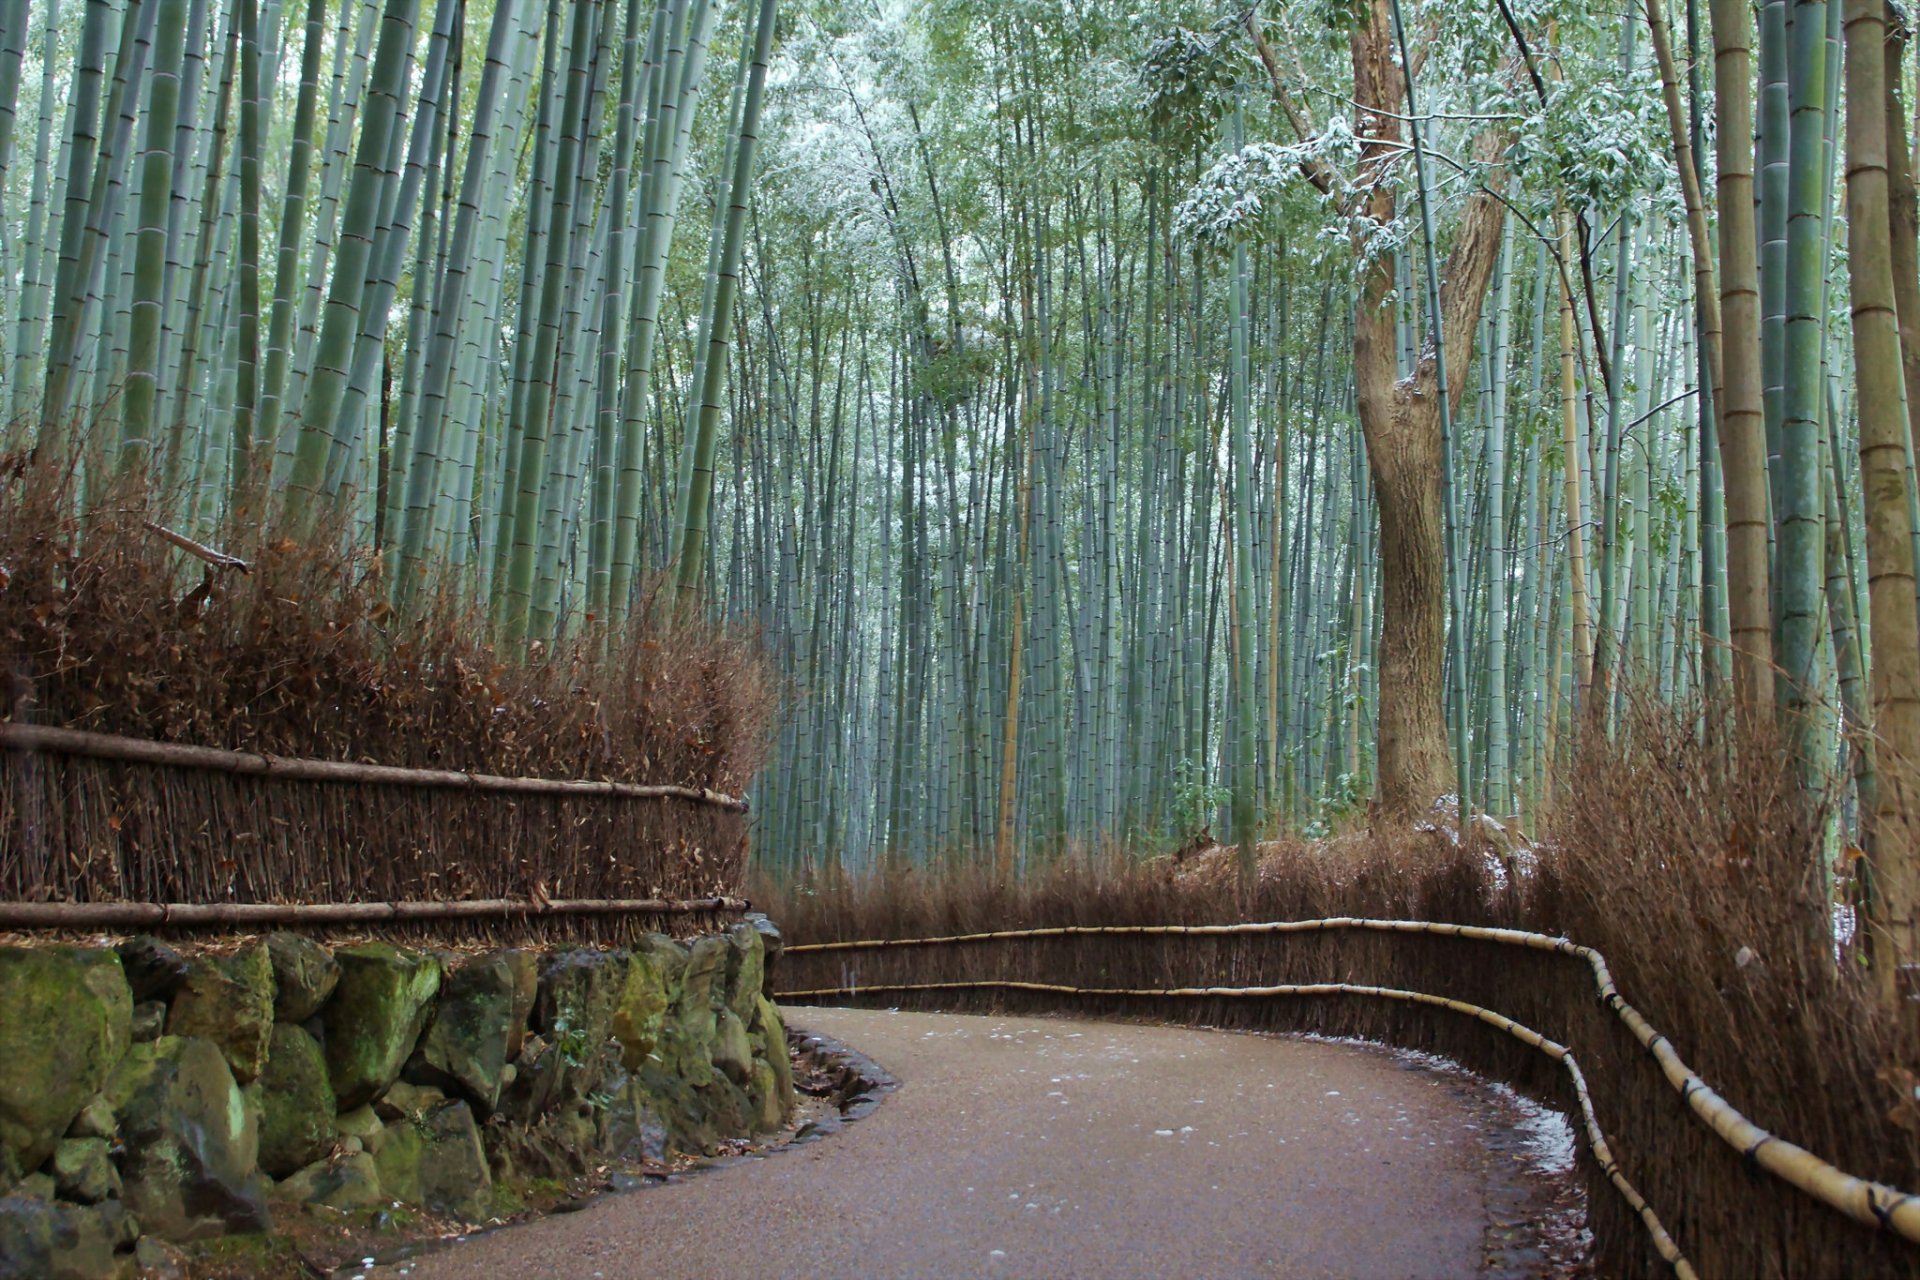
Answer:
[
  {"xmin": 0, "ymin": 947, "xmax": 132, "ymax": 1173},
  {"xmin": 323, "ymin": 944, "xmax": 441, "ymax": 1110},
  {"xmin": 264, "ymin": 934, "xmax": 339, "ymax": 1024},
  {"xmin": 0, "ymin": 1194, "xmax": 133, "ymax": 1280},
  {"xmin": 166, "ymin": 944, "xmax": 275, "ymax": 1084},
  {"xmin": 255, "ymin": 1025, "xmax": 334, "ymax": 1179},
  {"xmin": 372, "ymin": 1100, "xmax": 492, "ymax": 1223},
  {"xmin": 412, "ymin": 951, "xmax": 525, "ymax": 1113},
  {"xmin": 106, "ymin": 1036, "xmax": 270, "ymax": 1242}
]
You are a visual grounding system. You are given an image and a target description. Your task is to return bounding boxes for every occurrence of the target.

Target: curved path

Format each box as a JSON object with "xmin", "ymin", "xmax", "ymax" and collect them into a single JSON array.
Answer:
[{"xmin": 384, "ymin": 1007, "xmax": 1578, "ymax": 1279}]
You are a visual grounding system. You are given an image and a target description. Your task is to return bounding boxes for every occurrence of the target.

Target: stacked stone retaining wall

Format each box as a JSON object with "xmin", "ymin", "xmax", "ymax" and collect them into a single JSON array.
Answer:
[{"xmin": 0, "ymin": 917, "xmax": 794, "ymax": 1277}]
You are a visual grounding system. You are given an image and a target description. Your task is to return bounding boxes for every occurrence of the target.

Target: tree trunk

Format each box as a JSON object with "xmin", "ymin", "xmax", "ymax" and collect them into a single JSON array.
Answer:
[{"xmin": 1349, "ymin": 0, "xmax": 1508, "ymax": 817}]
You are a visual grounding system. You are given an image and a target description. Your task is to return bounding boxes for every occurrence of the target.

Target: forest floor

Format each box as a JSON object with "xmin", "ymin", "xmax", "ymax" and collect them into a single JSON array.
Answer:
[{"xmin": 376, "ymin": 1007, "xmax": 1591, "ymax": 1279}]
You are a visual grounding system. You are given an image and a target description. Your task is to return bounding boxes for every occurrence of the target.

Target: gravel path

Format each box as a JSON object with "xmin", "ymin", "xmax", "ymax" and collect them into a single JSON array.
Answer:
[{"xmin": 381, "ymin": 1007, "xmax": 1573, "ymax": 1279}]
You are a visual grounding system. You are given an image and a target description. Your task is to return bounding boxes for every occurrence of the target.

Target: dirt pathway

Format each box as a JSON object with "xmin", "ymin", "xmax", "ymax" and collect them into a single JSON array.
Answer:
[{"xmin": 379, "ymin": 1007, "xmax": 1580, "ymax": 1279}]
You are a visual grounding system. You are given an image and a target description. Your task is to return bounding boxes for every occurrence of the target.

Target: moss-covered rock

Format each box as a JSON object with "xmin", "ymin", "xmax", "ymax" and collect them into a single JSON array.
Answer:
[
  {"xmin": 528, "ymin": 949, "xmax": 630, "ymax": 1104},
  {"xmin": 255, "ymin": 1025, "xmax": 334, "ymax": 1179},
  {"xmin": 130, "ymin": 1002, "xmax": 166, "ymax": 1044},
  {"xmin": 372, "ymin": 1080, "xmax": 444, "ymax": 1123},
  {"xmin": 271, "ymin": 1152, "xmax": 384, "ymax": 1213},
  {"xmin": 752, "ymin": 995, "xmax": 794, "ymax": 1118},
  {"xmin": 413, "ymin": 951, "xmax": 523, "ymax": 1114},
  {"xmin": 655, "ymin": 936, "xmax": 726, "ymax": 1090},
  {"xmin": 0, "ymin": 947, "xmax": 132, "ymax": 1174},
  {"xmin": 166, "ymin": 944, "xmax": 275, "ymax": 1085},
  {"xmin": 107, "ymin": 1035, "xmax": 270, "ymax": 1242},
  {"xmin": 609, "ymin": 946, "xmax": 673, "ymax": 1073},
  {"xmin": 750, "ymin": 1059, "xmax": 784, "ymax": 1133},
  {"xmin": 264, "ymin": 934, "xmax": 338, "ymax": 1025},
  {"xmin": 711, "ymin": 1008, "xmax": 753, "ymax": 1086},
  {"xmin": 745, "ymin": 913, "xmax": 783, "ymax": 991},
  {"xmin": 722, "ymin": 922, "xmax": 764, "ymax": 1018},
  {"xmin": 322, "ymin": 944, "xmax": 441, "ymax": 1110},
  {"xmin": 372, "ymin": 1100, "xmax": 492, "ymax": 1223},
  {"xmin": 115, "ymin": 937, "xmax": 187, "ymax": 1004},
  {"xmin": 48, "ymin": 1138, "xmax": 118, "ymax": 1205},
  {"xmin": 64, "ymin": 1098, "xmax": 114, "ymax": 1143},
  {"xmin": 500, "ymin": 951, "xmax": 540, "ymax": 1060},
  {"xmin": 0, "ymin": 1193, "xmax": 130, "ymax": 1280}
]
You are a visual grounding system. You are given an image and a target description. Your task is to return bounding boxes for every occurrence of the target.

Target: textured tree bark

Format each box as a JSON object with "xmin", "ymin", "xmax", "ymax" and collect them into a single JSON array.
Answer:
[{"xmin": 1349, "ymin": 0, "xmax": 1510, "ymax": 816}]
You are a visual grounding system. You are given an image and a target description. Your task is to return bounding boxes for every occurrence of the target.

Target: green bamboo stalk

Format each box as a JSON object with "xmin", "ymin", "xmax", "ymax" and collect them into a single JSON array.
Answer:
[{"xmin": 672, "ymin": 0, "xmax": 777, "ymax": 601}]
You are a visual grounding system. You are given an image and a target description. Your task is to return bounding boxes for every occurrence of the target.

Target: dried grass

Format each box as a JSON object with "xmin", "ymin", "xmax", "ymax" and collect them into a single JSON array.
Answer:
[
  {"xmin": 758, "ymin": 698, "xmax": 1920, "ymax": 1279},
  {"xmin": 0, "ymin": 466, "xmax": 773, "ymax": 941}
]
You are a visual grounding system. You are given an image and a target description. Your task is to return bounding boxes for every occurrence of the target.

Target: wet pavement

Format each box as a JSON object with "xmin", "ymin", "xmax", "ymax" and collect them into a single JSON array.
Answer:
[{"xmin": 381, "ymin": 1007, "xmax": 1577, "ymax": 1279}]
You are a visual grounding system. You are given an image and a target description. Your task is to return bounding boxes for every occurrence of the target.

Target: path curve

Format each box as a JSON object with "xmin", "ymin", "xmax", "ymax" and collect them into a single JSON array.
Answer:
[{"xmin": 382, "ymin": 1007, "xmax": 1580, "ymax": 1279}]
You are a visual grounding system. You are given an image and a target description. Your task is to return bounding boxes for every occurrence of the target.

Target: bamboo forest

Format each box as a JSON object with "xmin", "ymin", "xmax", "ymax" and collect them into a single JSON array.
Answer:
[{"xmin": 10, "ymin": 0, "xmax": 1920, "ymax": 966}]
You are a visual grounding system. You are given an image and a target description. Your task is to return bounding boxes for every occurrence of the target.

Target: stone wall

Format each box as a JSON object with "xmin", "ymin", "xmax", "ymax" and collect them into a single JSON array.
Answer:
[{"xmin": 0, "ymin": 916, "xmax": 794, "ymax": 1278}]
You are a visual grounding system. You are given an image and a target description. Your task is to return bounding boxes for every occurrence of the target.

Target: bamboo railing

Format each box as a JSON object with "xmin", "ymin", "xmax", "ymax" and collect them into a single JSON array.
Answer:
[
  {"xmin": 780, "ymin": 917, "xmax": 1920, "ymax": 1257},
  {"xmin": 0, "ymin": 723, "xmax": 750, "ymax": 811},
  {"xmin": 0, "ymin": 895, "xmax": 749, "ymax": 930}
]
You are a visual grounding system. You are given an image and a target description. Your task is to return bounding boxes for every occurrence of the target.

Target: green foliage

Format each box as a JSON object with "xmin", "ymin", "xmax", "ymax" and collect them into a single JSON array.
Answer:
[{"xmin": 1170, "ymin": 758, "xmax": 1230, "ymax": 843}]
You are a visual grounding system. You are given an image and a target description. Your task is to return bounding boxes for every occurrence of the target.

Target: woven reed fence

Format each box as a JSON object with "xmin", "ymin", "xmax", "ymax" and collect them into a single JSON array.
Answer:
[
  {"xmin": 0, "ymin": 724, "xmax": 753, "ymax": 943},
  {"xmin": 776, "ymin": 920, "xmax": 1920, "ymax": 1280}
]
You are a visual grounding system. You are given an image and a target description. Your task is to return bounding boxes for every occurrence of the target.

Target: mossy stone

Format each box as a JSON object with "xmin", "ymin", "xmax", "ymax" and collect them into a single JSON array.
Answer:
[
  {"xmin": 114, "ymin": 937, "xmax": 187, "ymax": 1004},
  {"xmin": 711, "ymin": 1008, "xmax": 753, "ymax": 1086},
  {"xmin": 372, "ymin": 1100, "xmax": 492, "ymax": 1223},
  {"xmin": 0, "ymin": 1193, "xmax": 122, "ymax": 1280},
  {"xmin": 0, "ymin": 947, "xmax": 132, "ymax": 1174},
  {"xmin": 108, "ymin": 1035, "xmax": 270, "ymax": 1242},
  {"xmin": 272, "ymin": 1152, "xmax": 384, "ymax": 1213},
  {"xmin": 722, "ymin": 922, "xmax": 764, "ymax": 1018},
  {"xmin": 414, "ymin": 951, "xmax": 522, "ymax": 1113},
  {"xmin": 322, "ymin": 944, "xmax": 441, "ymax": 1110},
  {"xmin": 609, "ymin": 947, "xmax": 672, "ymax": 1073},
  {"xmin": 753, "ymin": 995, "xmax": 794, "ymax": 1118},
  {"xmin": 130, "ymin": 1002, "xmax": 166, "ymax": 1044},
  {"xmin": 48, "ymin": 1138, "xmax": 118, "ymax": 1205},
  {"xmin": 256, "ymin": 1025, "xmax": 334, "ymax": 1179},
  {"xmin": 166, "ymin": 943, "xmax": 275, "ymax": 1084},
  {"xmin": 64, "ymin": 1099, "xmax": 114, "ymax": 1143},
  {"xmin": 264, "ymin": 934, "xmax": 339, "ymax": 1025}
]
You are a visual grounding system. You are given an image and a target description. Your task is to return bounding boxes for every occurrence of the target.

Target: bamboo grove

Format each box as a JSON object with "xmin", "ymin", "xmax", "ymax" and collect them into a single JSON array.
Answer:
[{"xmin": 4, "ymin": 0, "xmax": 1920, "ymax": 977}]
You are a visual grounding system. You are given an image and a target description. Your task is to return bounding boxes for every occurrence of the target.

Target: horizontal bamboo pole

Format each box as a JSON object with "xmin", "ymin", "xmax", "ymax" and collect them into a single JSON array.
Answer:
[
  {"xmin": 0, "ymin": 895, "xmax": 749, "ymax": 930},
  {"xmin": 786, "ymin": 917, "xmax": 1920, "ymax": 1246},
  {"xmin": 777, "ymin": 976, "xmax": 1695, "ymax": 1277},
  {"xmin": 0, "ymin": 722, "xmax": 750, "ymax": 812}
]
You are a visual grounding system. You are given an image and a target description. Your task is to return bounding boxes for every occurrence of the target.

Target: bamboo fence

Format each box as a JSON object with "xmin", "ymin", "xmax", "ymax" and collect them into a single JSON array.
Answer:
[
  {"xmin": 778, "ymin": 918, "xmax": 1920, "ymax": 1279},
  {"xmin": 1, "ymin": 724, "xmax": 753, "ymax": 942}
]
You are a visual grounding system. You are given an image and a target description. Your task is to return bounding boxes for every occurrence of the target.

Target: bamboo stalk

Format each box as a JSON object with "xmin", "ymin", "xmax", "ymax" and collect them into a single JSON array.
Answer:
[
  {"xmin": 777, "ymin": 975, "xmax": 1694, "ymax": 1277},
  {"xmin": 784, "ymin": 917, "xmax": 1920, "ymax": 1245},
  {"xmin": 0, "ymin": 895, "xmax": 748, "ymax": 929},
  {"xmin": 0, "ymin": 723, "xmax": 750, "ymax": 811}
]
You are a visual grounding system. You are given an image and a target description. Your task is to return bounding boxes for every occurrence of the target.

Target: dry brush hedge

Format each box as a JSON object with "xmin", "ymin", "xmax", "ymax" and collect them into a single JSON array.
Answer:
[{"xmin": 0, "ymin": 478, "xmax": 773, "ymax": 942}]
